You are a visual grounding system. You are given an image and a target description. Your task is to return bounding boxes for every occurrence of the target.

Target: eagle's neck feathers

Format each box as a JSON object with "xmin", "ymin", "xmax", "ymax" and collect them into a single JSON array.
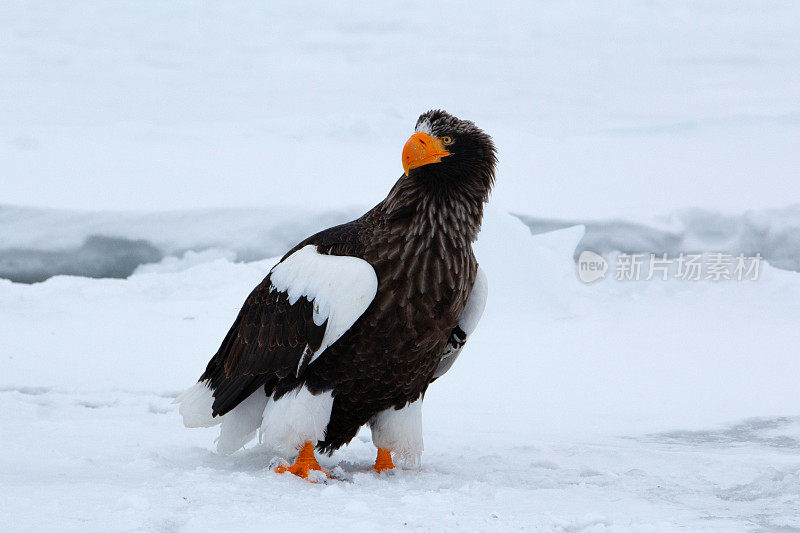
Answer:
[
  {"xmin": 379, "ymin": 174, "xmax": 485, "ymax": 244},
  {"xmin": 364, "ymin": 175, "xmax": 484, "ymax": 329}
]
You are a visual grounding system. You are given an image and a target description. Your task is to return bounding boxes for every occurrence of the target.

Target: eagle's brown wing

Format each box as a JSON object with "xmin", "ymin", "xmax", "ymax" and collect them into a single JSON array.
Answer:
[
  {"xmin": 199, "ymin": 277, "xmax": 326, "ymax": 417},
  {"xmin": 198, "ymin": 218, "xmax": 376, "ymax": 418}
]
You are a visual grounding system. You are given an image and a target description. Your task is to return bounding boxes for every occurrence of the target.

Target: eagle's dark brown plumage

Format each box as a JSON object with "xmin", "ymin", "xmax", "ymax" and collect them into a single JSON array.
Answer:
[{"xmin": 177, "ymin": 110, "xmax": 496, "ymax": 477}]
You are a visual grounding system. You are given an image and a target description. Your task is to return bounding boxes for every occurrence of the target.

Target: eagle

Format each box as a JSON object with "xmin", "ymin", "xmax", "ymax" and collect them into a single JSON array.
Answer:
[{"xmin": 176, "ymin": 110, "xmax": 496, "ymax": 479}]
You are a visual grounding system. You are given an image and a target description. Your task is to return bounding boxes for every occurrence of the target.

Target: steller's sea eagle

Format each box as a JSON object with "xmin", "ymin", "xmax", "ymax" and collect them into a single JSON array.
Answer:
[{"xmin": 176, "ymin": 110, "xmax": 495, "ymax": 479}]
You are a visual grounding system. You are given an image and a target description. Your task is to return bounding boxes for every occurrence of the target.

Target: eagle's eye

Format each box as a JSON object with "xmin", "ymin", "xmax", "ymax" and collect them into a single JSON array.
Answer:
[{"xmin": 441, "ymin": 136, "xmax": 454, "ymax": 145}]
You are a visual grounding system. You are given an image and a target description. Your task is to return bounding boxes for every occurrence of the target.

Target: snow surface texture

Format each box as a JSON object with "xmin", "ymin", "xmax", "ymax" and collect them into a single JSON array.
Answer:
[{"xmin": 3, "ymin": 207, "xmax": 800, "ymax": 531}]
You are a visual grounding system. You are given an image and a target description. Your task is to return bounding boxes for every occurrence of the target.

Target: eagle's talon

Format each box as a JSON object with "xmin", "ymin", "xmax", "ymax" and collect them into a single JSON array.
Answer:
[
  {"xmin": 273, "ymin": 442, "xmax": 329, "ymax": 482},
  {"xmin": 274, "ymin": 462, "xmax": 329, "ymax": 481}
]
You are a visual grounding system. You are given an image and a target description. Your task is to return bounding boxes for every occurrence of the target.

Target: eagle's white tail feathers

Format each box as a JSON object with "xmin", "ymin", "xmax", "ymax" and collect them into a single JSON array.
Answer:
[
  {"xmin": 174, "ymin": 381, "xmax": 267, "ymax": 454},
  {"xmin": 174, "ymin": 381, "xmax": 219, "ymax": 428},
  {"xmin": 177, "ymin": 381, "xmax": 335, "ymax": 456},
  {"xmin": 216, "ymin": 388, "xmax": 269, "ymax": 455}
]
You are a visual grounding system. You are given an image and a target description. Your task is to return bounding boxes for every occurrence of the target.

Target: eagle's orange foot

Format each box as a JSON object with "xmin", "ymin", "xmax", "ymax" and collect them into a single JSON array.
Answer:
[
  {"xmin": 373, "ymin": 448, "xmax": 395, "ymax": 473},
  {"xmin": 274, "ymin": 462, "xmax": 329, "ymax": 480},
  {"xmin": 274, "ymin": 442, "xmax": 329, "ymax": 481}
]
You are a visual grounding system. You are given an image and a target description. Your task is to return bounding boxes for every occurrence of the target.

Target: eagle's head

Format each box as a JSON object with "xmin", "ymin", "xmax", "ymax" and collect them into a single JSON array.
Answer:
[{"xmin": 402, "ymin": 110, "xmax": 496, "ymax": 202}]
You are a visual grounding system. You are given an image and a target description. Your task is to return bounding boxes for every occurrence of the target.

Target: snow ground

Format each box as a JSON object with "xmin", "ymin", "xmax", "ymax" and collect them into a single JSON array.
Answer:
[{"xmin": 2, "ymin": 209, "xmax": 800, "ymax": 531}]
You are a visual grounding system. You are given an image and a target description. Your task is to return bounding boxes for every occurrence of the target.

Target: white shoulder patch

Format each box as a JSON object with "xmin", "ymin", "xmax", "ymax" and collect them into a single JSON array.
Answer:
[{"xmin": 269, "ymin": 245, "xmax": 378, "ymax": 374}]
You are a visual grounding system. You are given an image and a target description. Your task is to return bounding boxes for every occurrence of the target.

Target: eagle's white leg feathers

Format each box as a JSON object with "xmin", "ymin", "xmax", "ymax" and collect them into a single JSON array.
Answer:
[
  {"xmin": 259, "ymin": 386, "xmax": 334, "ymax": 455},
  {"xmin": 369, "ymin": 398, "xmax": 423, "ymax": 466}
]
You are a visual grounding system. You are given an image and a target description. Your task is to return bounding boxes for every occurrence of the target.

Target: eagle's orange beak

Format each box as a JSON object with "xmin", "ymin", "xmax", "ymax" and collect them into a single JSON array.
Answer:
[{"xmin": 402, "ymin": 132, "xmax": 450, "ymax": 176}]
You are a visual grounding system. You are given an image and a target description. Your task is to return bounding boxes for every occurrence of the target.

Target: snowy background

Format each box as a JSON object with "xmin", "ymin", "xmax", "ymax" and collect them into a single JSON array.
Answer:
[{"xmin": 2, "ymin": 1, "xmax": 800, "ymax": 531}]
